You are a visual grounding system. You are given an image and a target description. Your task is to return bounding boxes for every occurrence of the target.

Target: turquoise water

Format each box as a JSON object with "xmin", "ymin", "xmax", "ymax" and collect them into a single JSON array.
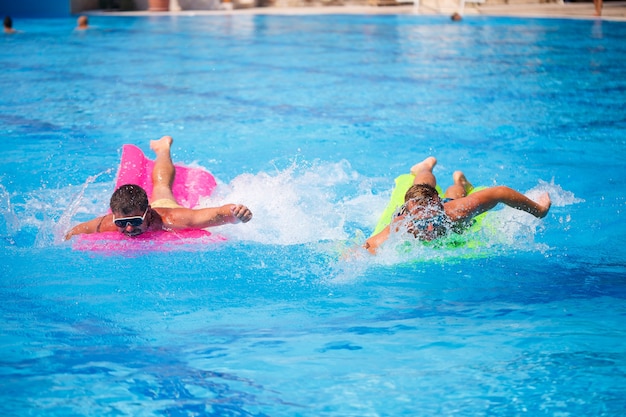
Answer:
[{"xmin": 1, "ymin": 14, "xmax": 625, "ymax": 416}]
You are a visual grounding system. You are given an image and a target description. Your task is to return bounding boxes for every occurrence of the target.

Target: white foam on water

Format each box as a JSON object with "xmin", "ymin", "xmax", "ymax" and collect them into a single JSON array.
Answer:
[
  {"xmin": 198, "ymin": 159, "xmax": 387, "ymax": 246},
  {"xmin": 484, "ymin": 179, "xmax": 583, "ymax": 249}
]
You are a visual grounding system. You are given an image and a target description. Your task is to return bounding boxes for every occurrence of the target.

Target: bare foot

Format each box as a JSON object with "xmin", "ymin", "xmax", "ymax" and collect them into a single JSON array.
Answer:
[
  {"xmin": 410, "ymin": 157, "xmax": 437, "ymax": 176},
  {"xmin": 453, "ymin": 171, "xmax": 474, "ymax": 194},
  {"xmin": 536, "ymin": 192, "xmax": 551, "ymax": 218},
  {"xmin": 150, "ymin": 135, "xmax": 173, "ymax": 154}
]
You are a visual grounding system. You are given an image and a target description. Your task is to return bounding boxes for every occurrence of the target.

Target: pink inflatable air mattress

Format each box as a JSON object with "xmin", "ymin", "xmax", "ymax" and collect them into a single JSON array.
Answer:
[{"xmin": 74, "ymin": 144, "xmax": 225, "ymax": 251}]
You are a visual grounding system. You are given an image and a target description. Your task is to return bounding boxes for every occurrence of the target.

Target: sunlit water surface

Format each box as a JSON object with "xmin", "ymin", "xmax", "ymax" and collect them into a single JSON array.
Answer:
[{"xmin": 1, "ymin": 14, "xmax": 625, "ymax": 416}]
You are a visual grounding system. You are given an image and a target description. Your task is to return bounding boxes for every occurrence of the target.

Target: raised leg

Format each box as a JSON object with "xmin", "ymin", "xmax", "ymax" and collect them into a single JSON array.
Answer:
[
  {"xmin": 410, "ymin": 157, "xmax": 437, "ymax": 188},
  {"xmin": 593, "ymin": 0, "xmax": 602, "ymax": 16},
  {"xmin": 444, "ymin": 171, "xmax": 474, "ymax": 199},
  {"xmin": 149, "ymin": 135, "xmax": 178, "ymax": 203}
]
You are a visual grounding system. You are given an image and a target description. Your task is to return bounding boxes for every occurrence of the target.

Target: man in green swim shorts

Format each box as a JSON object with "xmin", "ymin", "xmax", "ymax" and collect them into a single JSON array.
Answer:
[
  {"xmin": 364, "ymin": 157, "xmax": 551, "ymax": 254},
  {"xmin": 64, "ymin": 136, "xmax": 253, "ymax": 239}
]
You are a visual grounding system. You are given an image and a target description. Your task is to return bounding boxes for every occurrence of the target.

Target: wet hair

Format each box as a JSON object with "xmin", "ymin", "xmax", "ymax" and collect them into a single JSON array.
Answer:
[
  {"xmin": 404, "ymin": 184, "xmax": 441, "ymax": 205},
  {"xmin": 110, "ymin": 184, "xmax": 149, "ymax": 216},
  {"xmin": 4, "ymin": 16, "xmax": 13, "ymax": 29},
  {"xmin": 398, "ymin": 184, "xmax": 449, "ymax": 241}
]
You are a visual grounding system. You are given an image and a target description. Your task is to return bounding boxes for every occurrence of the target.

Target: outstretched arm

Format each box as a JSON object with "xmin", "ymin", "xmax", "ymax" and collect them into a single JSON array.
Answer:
[
  {"xmin": 167, "ymin": 204, "xmax": 253, "ymax": 229},
  {"xmin": 64, "ymin": 214, "xmax": 116, "ymax": 240},
  {"xmin": 445, "ymin": 186, "xmax": 551, "ymax": 222},
  {"xmin": 364, "ymin": 225, "xmax": 391, "ymax": 255}
]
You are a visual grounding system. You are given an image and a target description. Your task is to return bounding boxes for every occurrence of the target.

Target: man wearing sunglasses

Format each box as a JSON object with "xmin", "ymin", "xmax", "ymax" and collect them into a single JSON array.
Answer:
[
  {"xmin": 364, "ymin": 156, "xmax": 551, "ymax": 254},
  {"xmin": 64, "ymin": 136, "xmax": 252, "ymax": 240}
]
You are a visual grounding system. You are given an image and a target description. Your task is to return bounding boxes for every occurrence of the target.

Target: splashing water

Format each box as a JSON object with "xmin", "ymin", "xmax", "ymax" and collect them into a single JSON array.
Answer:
[
  {"xmin": 0, "ymin": 183, "xmax": 19, "ymax": 245},
  {"xmin": 327, "ymin": 178, "xmax": 586, "ymax": 277},
  {"xmin": 0, "ymin": 164, "xmax": 582, "ymax": 263},
  {"xmin": 45, "ymin": 169, "xmax": 114, "ymax": 247},
  {"xmin": 202, "ymin": 159, "xmax": 382, "ymax": 245}
]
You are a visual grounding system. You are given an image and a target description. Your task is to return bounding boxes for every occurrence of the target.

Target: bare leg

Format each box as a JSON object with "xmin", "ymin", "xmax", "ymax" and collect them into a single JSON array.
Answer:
[
  {"xmin": 593, "ymin": 0, "xmax": 602, "ymax": 16},
  {"xmin": 445, "ymin": 171, "xmax": 474, "ymax": 199},
  {"xmin": 150, "ymin": 135, "xmax": 178, "ymax": 203},
  {"xmin": 410, "ymin": 157, "xmax": 437, "ymax": 188}
]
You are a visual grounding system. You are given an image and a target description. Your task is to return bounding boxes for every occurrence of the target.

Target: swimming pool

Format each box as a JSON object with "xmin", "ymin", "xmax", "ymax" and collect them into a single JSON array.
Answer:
[{"xmin": 1, "ymin": 13, "xmax": 625, "ymax": 415}]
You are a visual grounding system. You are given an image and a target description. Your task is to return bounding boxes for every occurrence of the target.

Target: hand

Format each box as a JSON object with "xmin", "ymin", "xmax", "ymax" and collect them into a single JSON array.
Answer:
[
  {"xmin": 230, "ymin": 204, "xmax": 253, "ymax": 223},
  {"xmin": 535, "ymin": 192, "xmax": 551, "ymax": 218}
]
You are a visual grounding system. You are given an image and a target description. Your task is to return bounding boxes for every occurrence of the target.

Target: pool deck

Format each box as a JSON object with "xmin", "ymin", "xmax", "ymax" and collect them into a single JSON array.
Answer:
[{"xmin": 89, "ymin": 1, "xmax": 626, "ymax": 21}]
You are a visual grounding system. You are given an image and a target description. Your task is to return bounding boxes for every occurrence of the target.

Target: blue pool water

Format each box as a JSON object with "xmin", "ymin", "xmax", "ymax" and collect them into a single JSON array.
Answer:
[{"xmin": 1, "ymin": 13, "xmax": 625, "ymax": 416}]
